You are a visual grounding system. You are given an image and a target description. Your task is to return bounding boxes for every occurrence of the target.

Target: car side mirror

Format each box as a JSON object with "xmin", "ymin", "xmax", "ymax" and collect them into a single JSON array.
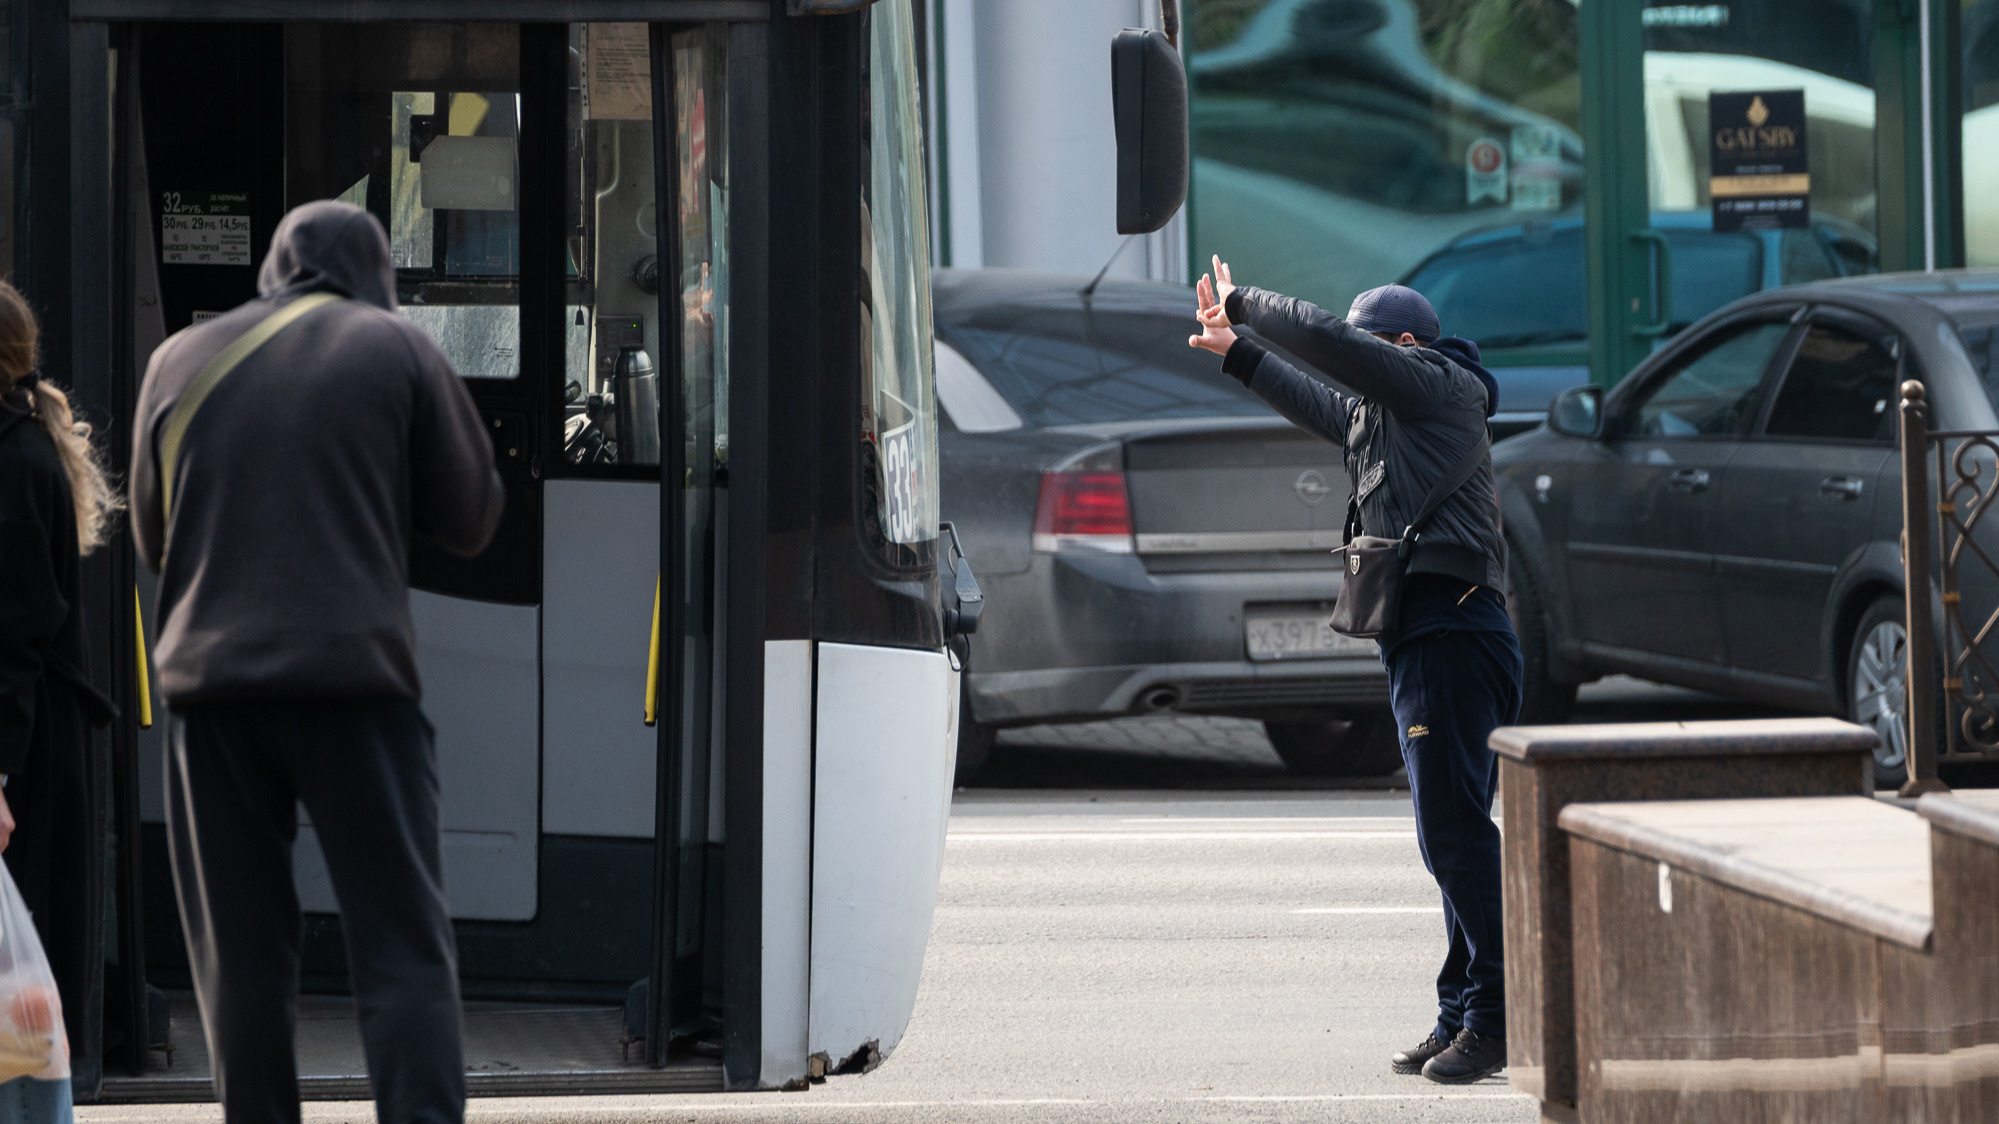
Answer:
[
  {"xmin": 1549, "ymin": 386, "xmax": 1603, "ymax": 439},
  {"xmin": 1111, "ymin": 28, "xmax": 1187, "ymax": 235}
]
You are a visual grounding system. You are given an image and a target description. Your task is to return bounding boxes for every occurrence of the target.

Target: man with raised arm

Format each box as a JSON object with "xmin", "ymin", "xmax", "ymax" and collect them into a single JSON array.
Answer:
[{"xmin": 1190, "ymin": 257, "xmax": 1519, "ymax": 1085}]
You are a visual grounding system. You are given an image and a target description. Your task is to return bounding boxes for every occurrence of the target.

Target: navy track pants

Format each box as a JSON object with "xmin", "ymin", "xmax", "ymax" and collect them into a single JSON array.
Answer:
[
  {"xmin": 1386, "ymin": 626, "xmax": 1521, "ymax": 1040},
  {"xmin": 165, "ymin": 699, "xmax": 465, "ymax": 1124}
]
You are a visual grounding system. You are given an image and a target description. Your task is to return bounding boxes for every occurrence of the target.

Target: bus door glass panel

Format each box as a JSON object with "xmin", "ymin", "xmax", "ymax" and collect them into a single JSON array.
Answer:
[
  {"xmin": 561, "ymin": 22, "xmax": 667, "ymax": 471},
  {"xmin": 667, "ymin": 21, "xmax": 730, "ymax": 1014},
  {"xmin": 539, "ymin": 25, "xmax": 678, "ymax": 853},
  {"xmin": 282, "ymin": 23, "xmax": 538, "ymax": 923},
  {"xmin": 860, "ymin": 5, "xmax": 938, "ymax": 567},
  {"xmin": 285, "ymin": 24, "xmax": 522, "ymax": 384}
]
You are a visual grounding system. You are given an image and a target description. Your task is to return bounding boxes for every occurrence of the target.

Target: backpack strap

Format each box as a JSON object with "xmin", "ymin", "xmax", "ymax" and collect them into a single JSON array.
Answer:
[{"xmin": 158, "ymin": 291, "xmax": 344, "ymax": 522}]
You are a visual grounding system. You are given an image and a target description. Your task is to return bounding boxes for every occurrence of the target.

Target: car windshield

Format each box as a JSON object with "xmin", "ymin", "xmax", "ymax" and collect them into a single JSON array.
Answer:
[
  {"xmin": 1404, "ymin": 227, "xmax": 1765, "ymax": 348},
  {"xmin": 1955, "ymin": 313, "xmax": 1999, "ymax": 408},
  {"xmin": 940, "ymin": 309, "xmax": 1268, "ymax": 428}
]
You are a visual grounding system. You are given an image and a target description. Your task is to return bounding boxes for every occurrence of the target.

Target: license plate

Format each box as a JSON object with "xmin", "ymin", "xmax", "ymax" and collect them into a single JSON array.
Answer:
[{"xmin": 1245, "ymin": 612, "xmax": 1376, "ymax": 661}]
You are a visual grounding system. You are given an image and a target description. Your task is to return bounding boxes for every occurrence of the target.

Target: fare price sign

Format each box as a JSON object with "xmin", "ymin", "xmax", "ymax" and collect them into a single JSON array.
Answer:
[
  {"xmin": 1709, "ymin": 90, "xmax": 1809, "ymax": 231},
  {"xmin": 161, "ymin": 191, "xmax": 252, "ymax": 265}
]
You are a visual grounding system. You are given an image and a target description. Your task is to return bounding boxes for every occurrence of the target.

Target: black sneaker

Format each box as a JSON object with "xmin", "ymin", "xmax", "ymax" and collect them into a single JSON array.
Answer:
[
  {"xmin": 1421, "ymin": 1028, "xmax": 1506, "ymax": 1084},
  {"xmin": 1390, "ymin": 1031, "xmax": 1452, "ymax": 1075}
]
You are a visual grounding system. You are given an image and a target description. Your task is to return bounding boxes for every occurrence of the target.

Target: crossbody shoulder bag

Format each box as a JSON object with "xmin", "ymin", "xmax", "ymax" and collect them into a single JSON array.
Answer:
[
  {"xmin": 157, "ymin": 291, "xmax": 344, "ymax": 523},
  {"xmin": 1328, "ymin": 425, "xmax": 1491, "ymax": 641}
]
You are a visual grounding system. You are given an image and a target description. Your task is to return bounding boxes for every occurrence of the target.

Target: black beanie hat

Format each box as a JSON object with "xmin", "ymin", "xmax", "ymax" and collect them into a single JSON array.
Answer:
[{"xmin": 1347, "ymin": 284, "xmax": 1440, "ymax": 343}]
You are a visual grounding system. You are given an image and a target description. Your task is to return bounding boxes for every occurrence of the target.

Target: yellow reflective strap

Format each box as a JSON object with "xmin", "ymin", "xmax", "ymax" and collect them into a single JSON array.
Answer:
[
  {"xmin": 133, "ymin": 588, "xmax": 153, "ymax": 730},
  {"xmin": 644, "ymin": 574, "xmax": 661, "ymax": 727},
  {"xmin": 159, "ymin": 292, "xmax": 343, "ymax": 523}
]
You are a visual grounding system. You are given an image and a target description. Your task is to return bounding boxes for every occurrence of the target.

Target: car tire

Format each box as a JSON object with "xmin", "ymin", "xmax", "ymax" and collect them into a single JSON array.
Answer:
[
  {"xmin": 1264, "ymin": 710, "xmax": 1404, "ymax": 778},
  {"xmin": 1847, "ymin": 594, "xmax": 1935, "ymax": 791},
  {"xmin": 1505, "ymin": 546, "xmax": 1578, "ymax": 725},
  {"xmin": 955, "ymin": 678, "xmax": 995, "ymax": 784}
]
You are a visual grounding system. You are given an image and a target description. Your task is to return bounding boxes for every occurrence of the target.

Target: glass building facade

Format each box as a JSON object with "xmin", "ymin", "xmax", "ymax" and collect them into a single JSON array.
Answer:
[{"xmin": 1184, "ymin": 0, "xmax": 1982, "ymax": 399}]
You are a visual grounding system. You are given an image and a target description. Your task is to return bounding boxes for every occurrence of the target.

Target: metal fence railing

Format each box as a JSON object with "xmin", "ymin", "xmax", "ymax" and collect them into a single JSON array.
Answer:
[{"xmin": 1898, "ymin": 380, "xmax": 1999, "ymax": 795}]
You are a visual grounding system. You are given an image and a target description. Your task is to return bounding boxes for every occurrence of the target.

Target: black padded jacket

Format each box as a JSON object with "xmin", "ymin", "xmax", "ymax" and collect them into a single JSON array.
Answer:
[{"xmin": 1220, "ymin": 286, "xmax": 1506, "ymax": 591}]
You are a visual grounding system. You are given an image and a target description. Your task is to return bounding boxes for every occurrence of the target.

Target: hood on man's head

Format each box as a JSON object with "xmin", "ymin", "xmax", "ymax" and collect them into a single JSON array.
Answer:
[
  {"xmin": 257, "ymin": 201, "xmax": 397, "ymax": 311},
  {"xmin": 1428, "ymin": 336, "xmax": 1500, "ymax": 420}
]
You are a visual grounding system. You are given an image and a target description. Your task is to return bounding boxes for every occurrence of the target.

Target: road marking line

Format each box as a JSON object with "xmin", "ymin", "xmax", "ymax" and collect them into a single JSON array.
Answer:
[
  {"xmin": 1117, "ymin": 816, "xmax": 1417, "ymax": 824},
  {"xmin": 946, "ymin": 831, "xmax": 1419, "ymax": 842},
  {"xmin": 437, "ymin": 1092, "xmax": 1533, "ymax": 1115},
  {"xmin": 1293, "ymin": 906, "xmax": 1444, "ymax": 914}
]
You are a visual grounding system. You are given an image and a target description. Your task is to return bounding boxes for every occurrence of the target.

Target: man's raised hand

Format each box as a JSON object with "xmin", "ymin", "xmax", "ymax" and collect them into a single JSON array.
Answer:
[
  {"xmin": 1209, "ymin": 255, "xmax": 1237, "ymax": 308},
  {"xmin": 1189, "ymin": 272, "xmax": 1238, "ymax": 357}
]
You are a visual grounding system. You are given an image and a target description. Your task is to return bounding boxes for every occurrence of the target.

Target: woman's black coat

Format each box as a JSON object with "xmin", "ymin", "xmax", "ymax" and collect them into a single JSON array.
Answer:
[{"xmin": 0, "ymin": 389, "xmax": 112, "ymax": 1059}]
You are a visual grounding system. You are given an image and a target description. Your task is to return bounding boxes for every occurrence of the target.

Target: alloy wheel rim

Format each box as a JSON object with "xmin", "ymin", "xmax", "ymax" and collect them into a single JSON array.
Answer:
[{"xmin": 1852, "ymin": 620, "xmax": 1909, "ymax": 770}]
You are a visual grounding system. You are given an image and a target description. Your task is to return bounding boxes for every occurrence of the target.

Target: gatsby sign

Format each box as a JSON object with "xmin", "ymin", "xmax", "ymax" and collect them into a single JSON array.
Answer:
[{"xmin": 1709, "ymin": 89, "xmax": 1808, "ymax": 231}]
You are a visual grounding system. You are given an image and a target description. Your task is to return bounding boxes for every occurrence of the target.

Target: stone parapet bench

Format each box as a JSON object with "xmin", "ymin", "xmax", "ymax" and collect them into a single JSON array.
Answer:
[
  {"xmin": 1916, "ymin": 790, "xmax": 1999, "ymax": 1117},
  {"xmin": 1561, "ymin": 797, "xmax": 1937, "ymax": 1122},
  {"xmin": 1491, "ymin": 718, "xmax": 1877, "ymax": 1122}
]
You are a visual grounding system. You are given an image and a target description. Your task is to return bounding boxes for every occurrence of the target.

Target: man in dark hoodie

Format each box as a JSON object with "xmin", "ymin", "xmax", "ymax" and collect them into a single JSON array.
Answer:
[
  {"xmin": 1190, "ymin": 259, "xmax": 1519, "ymax": 1085},
  {"xmin": 132, "ymin": 201, "xmax": 503, "ymax": 1124}
]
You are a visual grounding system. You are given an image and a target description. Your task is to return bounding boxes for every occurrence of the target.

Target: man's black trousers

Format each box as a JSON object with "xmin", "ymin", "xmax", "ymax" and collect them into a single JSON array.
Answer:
[
  {"xmin": 165, "ymin": 699, "xmax": 465, "ymax": 1124},
  {"xmin": 1385, "ymin": 626, "xmax": 1521, "ymax": 1041}
]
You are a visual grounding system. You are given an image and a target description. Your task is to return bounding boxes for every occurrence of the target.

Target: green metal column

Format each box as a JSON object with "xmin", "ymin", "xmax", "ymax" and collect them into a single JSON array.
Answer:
[
  {"xmin": 1876, "ymin": 0, "xmax": 1926, "ymax": 271},
  {"xmin": 1876, "ymin": 0, "xmax": 1964, "ymax": 272},
  {"xmin": 1579, "ymin": 0, "xmax": 1651, "ymax": 388},
  {"xmin": 1933, "ymin": 0, "xmax": 1964, "ymax": 267}
]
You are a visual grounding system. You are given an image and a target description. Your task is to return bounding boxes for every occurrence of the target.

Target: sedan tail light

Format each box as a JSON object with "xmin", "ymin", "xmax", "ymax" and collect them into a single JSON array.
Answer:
[{"xmin": 1032, "ymin": 451, "xmax": 1134, "ymax": 554}]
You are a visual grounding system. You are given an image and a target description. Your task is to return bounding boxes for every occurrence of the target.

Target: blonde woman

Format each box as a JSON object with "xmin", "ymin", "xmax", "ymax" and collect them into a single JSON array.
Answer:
[{"xmin": 0, "ymin": 278, "xmax": 118, "ymax": 1116}]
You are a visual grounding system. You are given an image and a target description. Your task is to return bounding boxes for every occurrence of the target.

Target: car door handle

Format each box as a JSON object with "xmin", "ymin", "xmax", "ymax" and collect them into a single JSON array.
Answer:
[
  {"xmin": 1667, "ymin": 468, "xmax": 1710, "ymax": 492},
  {"xmin": 1819, "ymin": 476, "xmax": 1865, "ymax": 499}
]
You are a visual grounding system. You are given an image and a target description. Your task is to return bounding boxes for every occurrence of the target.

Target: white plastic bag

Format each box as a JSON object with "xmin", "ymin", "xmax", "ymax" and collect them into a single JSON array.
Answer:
[{"xmin": 0, "ymin": 864, "xmax": 66, "ymax": 1083}]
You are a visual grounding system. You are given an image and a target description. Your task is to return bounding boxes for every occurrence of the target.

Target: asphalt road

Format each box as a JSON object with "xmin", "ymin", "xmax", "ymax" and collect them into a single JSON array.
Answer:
[{"xmin": 78, "ymin": 678, "xmax": 1769, "ymax": 1124}]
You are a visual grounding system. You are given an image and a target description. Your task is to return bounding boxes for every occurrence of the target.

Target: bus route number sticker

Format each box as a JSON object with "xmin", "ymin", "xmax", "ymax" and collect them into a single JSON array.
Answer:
[
  {"xmin": 882, "ymin": 418, "xmax": 924, "ymax": 545},
  {"xmin": 161, "ymin": 191, "xmax": 251, "ymax": 266}
]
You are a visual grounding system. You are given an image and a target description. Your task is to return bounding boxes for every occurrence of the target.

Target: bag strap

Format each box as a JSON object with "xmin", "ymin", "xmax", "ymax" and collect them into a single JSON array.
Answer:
[
  {"xmin": 158, "ymin": 291, "xmax": 343, "ymax": 522},
  {"xmin": 1400, "ymin": 426, "xmax": 1491, "ymax": 551}
]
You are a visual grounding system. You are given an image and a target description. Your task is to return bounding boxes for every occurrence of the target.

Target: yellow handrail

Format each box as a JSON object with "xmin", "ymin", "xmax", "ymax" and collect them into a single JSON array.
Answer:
[
  {"xmin": 134, "ymin": 589, "xmax": 153, "ymax": 730},
  {"xmin": 643, "ymin": 574, "xmax": 661, "ymax": 727}
]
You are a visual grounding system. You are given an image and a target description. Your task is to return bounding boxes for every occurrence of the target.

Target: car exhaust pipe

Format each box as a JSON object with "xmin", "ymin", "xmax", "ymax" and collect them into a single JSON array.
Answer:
[{"xmin": 1139, "ymin": 686, "xmax": 1182, "ymax": 713}]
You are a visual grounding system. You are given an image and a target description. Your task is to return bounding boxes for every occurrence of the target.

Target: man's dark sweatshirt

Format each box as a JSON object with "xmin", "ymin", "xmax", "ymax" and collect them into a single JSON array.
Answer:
[{"xmin": 131, "ymin": 201, "xmax": 503, "ymax": 705}]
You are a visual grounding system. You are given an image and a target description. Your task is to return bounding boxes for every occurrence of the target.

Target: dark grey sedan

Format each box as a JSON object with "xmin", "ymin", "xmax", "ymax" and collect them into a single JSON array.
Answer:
[
  {"xmin": 1497, "ymin": 270, "xmax": 1999, "ymax": 787},
  {"xmin": 936, "ymin": 269, "xmax": 1400, "ymax": 780}
]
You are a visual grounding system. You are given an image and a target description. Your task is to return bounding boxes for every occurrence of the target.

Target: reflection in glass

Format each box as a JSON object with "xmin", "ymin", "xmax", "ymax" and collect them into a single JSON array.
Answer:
[
  {"xmin": 286, "ymin": 24, "xmax": 521, "ymax": 380},
  {"xmin": 675, "ymin": 26, "xmax": 729, "ymax": 475},
  {"xmin": 862, "ymin": 0, "xmax": 939, "ymax": 563},
  {"xmin": 1628, "ymin": 321, "xmax": 1792, "ymax": 437},
  {"xmin": 1964, "ymin": 0, "xmax": 1999, "ymax": 265},
  {"xmin": 562, "ymin": 23, "xmax": 672, "ymax": 469},
  {"xmin": 1189, "ymin": 0, "xmax": 1882, "ymax": 363},
  {"xmin": 1189, "ymin": 0, "xmax": 1583, "ymax": 317},
  {"xmin": 943, "ymin": 315, "xmax": 1265, "ymax": 429}
]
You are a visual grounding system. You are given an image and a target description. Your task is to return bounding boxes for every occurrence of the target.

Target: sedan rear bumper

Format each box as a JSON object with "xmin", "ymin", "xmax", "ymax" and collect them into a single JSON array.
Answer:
[{"xmin": 968, "ymin": 656, "xmax": 1390, "ymax": 726}]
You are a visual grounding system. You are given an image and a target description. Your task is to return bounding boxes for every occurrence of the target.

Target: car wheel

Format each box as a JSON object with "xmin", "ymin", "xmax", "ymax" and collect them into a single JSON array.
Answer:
[
  {"xmin": 1264, "ymin": 710, "xmax": 1404, "ymax": 778},
  {"xmin": 1505, "ymin": 546, "xmax": 1578, "ymax": 725},
  {"xmin": 1848, "ymin": 594, "xmax": 1921, "ymax": 790},
  {"xmin": 954, "ymin": 678, "xmax": 995, "ymax": 784}
]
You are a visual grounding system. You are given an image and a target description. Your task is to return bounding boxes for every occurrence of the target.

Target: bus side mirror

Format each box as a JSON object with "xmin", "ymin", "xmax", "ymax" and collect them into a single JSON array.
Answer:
[
  {"xmin": 1111, "ymin": 28, "xmax": 1187, "ymax": 235},
  {"xmin": 1549, "ymin": 386, "xmax": 1604, "ymax": 439}
]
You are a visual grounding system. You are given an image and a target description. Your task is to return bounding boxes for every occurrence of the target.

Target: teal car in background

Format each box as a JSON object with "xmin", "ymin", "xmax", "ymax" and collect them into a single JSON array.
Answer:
[{"xmin": 1400, "ymin": 212, "xmax": 1880, "ymax": 436}]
